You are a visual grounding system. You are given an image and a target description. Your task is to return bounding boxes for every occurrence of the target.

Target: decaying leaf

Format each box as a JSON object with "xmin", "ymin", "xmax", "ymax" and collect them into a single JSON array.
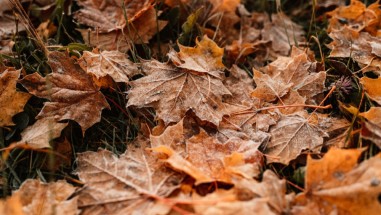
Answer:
[
  {"xmin": 294, "ymin": 148, "xmax": 381, "ymax": 215},
  {"xmin": 0, "ymin": 67, "xmax": 31, "ymax": 127},
  {"xmin": 235, "ymin": 170, "xmax": 294, "ymax": 214},
  {"xmin": 75, "ymin": 1, "xmax": 167, "ymax": 51},
  {"xmin": 328, "ymin": 27, "xmax": 381, "ymax": 73},
  {"xmin": 128, "ymin": 36, "xmax": 231, "ymax": 125},
  {"xmin": 14, "ymin": 117, "xmax": 68, "ymax": 148},
  {"xmin": 20, "ymin": 51, "xmax": 110, "ymax": 133},
  {"xmin": 252, "ymin": 47, "xmax": 326, "ymax": 104},
  {"xmin": 263, "ymin": 114, "xmax": 328, "ymax": 165},
  {"xmin": 75, "ymin": 145, "xmax": 183, "ymax": 214},
  {"xmin": 360, "ymin": 76, "xmax": 381, "ymax": 105},
  {"xmin": 151, "ymin": 129, "xmax": 263, "ymax": 184},
  {"xmin": 78, "ymin": 49, "xmax": 139, "ymax": 83},
  {"xmin": 327, "ymin": 0, "xmax": 381, "ymax": 36},
  {"xmin": 8, "ymin": 179, "xmax": 78, "ymax": 215}
]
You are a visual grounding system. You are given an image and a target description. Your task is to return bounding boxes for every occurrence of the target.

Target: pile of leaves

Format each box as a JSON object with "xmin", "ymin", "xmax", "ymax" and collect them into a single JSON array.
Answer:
[{"xmin": 1, "ymin": 0, "xmax": 381, "ymax": 214}]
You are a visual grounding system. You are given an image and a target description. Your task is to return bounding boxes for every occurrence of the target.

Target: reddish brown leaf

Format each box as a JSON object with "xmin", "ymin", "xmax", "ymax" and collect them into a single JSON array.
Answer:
[
  {"xmin": 78, "ymin": 49, "xmax": 139, "ymax": 83},
  {"xmin": 361, "ymin": 76, "xmax": 381, "ymax": 105},
  {"xmin": 20, "ymin": 51, "xmax": 110, "ymax": 133},
  {"xmin": 264, "ymin": 114, "xmax": 328, "ymax": 165},
  {"xmin": 75, "ymin": 145, "xmax": 183, "ymax": 214},
  {"xmin": 15, "ymin": 117, "xmax": 68, "ymax": 148},
  {"xmin": 128, "ymin": 36, "xmax": 231, "ymax": 125},
  {"xmin": 0, "ymin": 68, "xmax": 31, "ymax": 127},
  {"xmin": 8, "ymin": 179, "xmax": 78, "ymax": 215}
]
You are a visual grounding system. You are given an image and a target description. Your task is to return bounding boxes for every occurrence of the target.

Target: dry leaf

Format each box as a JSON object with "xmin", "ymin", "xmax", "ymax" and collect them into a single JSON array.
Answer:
[
  {"xmin": 328, "ymin": 27, "xmax": 381, "ymax": 73},
  {"xmin": 75, "ymin": 146, "xmax": 183, "ymax": 215},
  {"xmin": 78, "ymin": 49, "xmax": 139, "ymax": 83},
  {"xmin": 151, "ymin": 129, "xmax": 263, "ymax": 184},
  {"xmin": 74, "ymin": 0, "xmax": 153, "ymax": 32},
  {"xmin": 264, "ymin": 114, "xmax": 328, "ymax": 165},
  {"xmin": 360, "ymin": 76, "xmax": 381, "ymax": 105},
  {"xmin": 192, "ymin": 189, "xmax": 274, "ymax": 215},
  {"xmin": 0, "ymin": 67, "xmax": 31, "ymax": 127},
  {"xmin": 14, "ymin": 117, "xmax": 68, "ymax": 148},
  {"xmin": 251, "ymin": 69, "xmax": 292, "ymax": 102},
  {"xmin": 327, "ymin": 0, "xmax": 381, "ymax": 36},
  {"xmin": 0, "ymin": 193, "xmax": 24, "ymax": 215},
  {"xmin": 168, "ymin": 35, "xmax": 225, "ymax": 77},
  {"xmin": 9, "ymin": 179, "xmax": 78, "ymax": 215},
  {"xmin": 128, "ymin": 36, "xmax": 231, "ymax": 125},
  {"xmin": 20, "ymin": 51, "xmax": 110, "ymax": 133},
  {"xmin": 235, "ymin": 170, "xmax": 294, "ymax": 214},
  {"xmin": 295, "ymin": 148, "xmax": 381, "ymax": 215}
]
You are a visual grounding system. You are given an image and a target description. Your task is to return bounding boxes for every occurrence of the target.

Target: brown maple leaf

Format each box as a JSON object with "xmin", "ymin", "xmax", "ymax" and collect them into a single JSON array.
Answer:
[
  {"xmin": 2, "ymin": 179, "xmax": 78, "ymax": 215},
  {"xmin": 252, "ymin": 47, "xmax": 326, "ymax": 105},
  {"xmin": 20, "ymin": 51, "xmax": 110, "ymax": 133},
  {"xmin": 78, "ymin": 49, "xmax": 139, "ymax": 83},
  {"xmin": 360, "ymin": 76, "xmax": 381, "ymax": 105},
  {"xmin": 328, "ymin": 27, "xmax": 381, "ymax": 73},
  {"xmin": 75, "ymin": 145, "xmax": 183, "ymax": 214},
  {"xmin": 152, "ymin": 128, "xmax": 263, "ymax": 184},
  {"xmin": 0, "ymin": 67, "xmax": 31, "ymax": 127},
  {"xmin": 263, "ymin": 114, "xmax": 328, "ymax": 165},
  {"xmin": 14, "ymin": 117, "xmax": 68, "ymax": 148},
  {"xmin": 76, "ymin": 2, "xmax": 167, "ymax": 51},
  {"xmin": 293, "ymin": 148, "xmax": 381, "ymax": 215},
  {"xmin": 128, "ymin": 36, "xmax": 231, "ymax": 125},
  {"xmin": 327, "ymin": 0, "xmax": 381, "ymax": 36}
]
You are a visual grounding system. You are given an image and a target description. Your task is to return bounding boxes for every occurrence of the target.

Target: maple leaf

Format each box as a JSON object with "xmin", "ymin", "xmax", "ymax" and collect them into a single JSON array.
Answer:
[
  {"xmin": 359, "ymin": 107, "xmax": 381, "ymax": 148},
  {"xmin": 1, "ymin": 179, "xmax": 78, "ymax": 215},
  {"xmin": 192, "ymin": 189, "xmax": 274, "ymax": 215},
  {"xmin": 252, "ymin": 47, "xmax": 326, "ymax": 104},
  {"xmin": 75, "ymin": 145, "xmax": 183, "ymax": 214},
  {"xmin": 76, "ymin": 3, "xmax": 167, "ymax": 51},
  {"xmin": 20, "ymin": 51, "xmax": 110, "ymax": 133},
  {"xmin": 251, "ymin": 70, "xmax": 292, "ymax": 103},
  {"xmin": 14, "ymin": 117, "xmax": 68, "ymax": 148},
  {"xmin": 235, "ymin": 170, "xmax": 294, "ymax": 214},
  {"xmin": 128, "ymin": 36, "xmax": 231, "ymax": 125},
  {"xmin": 151, "ymin": 129, "xmax": 263, "ymax": 184},
  {"xmin": 74, "ymin": 0, "xmax": 153, "ymax": 32},
  {"xmin": 293, "ymin": 148, "xmax": 381, "ymax": 215},
  {"xmin": 78, "ymin": 49, "xmax": 139, "ymax": 83},
  {"xmin": 263, "ymin": 114, "xmax": 328, "ymax": 165},
  {"xmin": 360, "ymin": 76, "xmax": 381, "ymax": 105},
  {"xmin": 327, "ymin": 0, "xmax": 381, "ymax": 36},
  {"xmin": 328, "ymin": 27, "xmax": 381, "ymax": 73},
  {"xmin": 0, "ymin": 67, "xmax": 31, "ymax": 127}
]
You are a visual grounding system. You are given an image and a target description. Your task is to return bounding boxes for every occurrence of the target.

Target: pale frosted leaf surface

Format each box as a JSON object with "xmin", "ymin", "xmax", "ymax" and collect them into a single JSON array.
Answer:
[
  {"xmin": 15, "ymin": 117, "xmax": 68, "ymax": 148},
  {"xmin": 78, "ymin": 49, "xmax": 139, "ymax": 83},
  {"xmin": 264, "ymin": 114, "xmax": 328, "ymax": 165},
  {"xmin": 20, "ymin": 51, "xmax": 110, "ymax": 133},
  {"xmin": 251, "ymin": 70, "xmax": 292, "ymax": 102},
  {"xmin": 75, "ymin": 146, "xmax": 183, "ymax": 214}
]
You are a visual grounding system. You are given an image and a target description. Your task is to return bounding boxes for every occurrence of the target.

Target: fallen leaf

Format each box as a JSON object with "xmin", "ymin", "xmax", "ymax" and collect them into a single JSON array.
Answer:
[
  {"xmin": 235, "ymin": 170, "xmax": 294, "ymax": 214},
  {"xmin": 14, "ymin": 117, "xmax": 68, "ymax": 148},
  {"xmin": 75, "ymin": 145, "xmax": 183, "ymax": 214},
  {"xmin": 192, "ymin": 189, "xmax": 274, "ymax": 215},
  {"xmin": 327, "ymin": 0, "xmax": 381, "ymax": 36},
  {"xmin": 20, "ymin": 51, "xmax": 110, "ymax": 133},
  {"xmin": 295, "ymin": 148, "xmax": 381, "ymax": 215},
  {"xmin": 360, "ymin": 76, "xmax": 381, "ymax": 105},
  {"xmin": 74, "ymin": 0, "xmax": 153, "ymax": 32},
  {"xmin": 0, "ymin": 67, "xmax": 31, "ymax": 127},
  {"xmin": 10, "ymin": 179, "xmax": 78, "ymax": 215},
  {"xmin": 78, "ymin": 49, "xmax": 139, "ymax": 83},
  {"xmin": 152, "ymin": 129, "xmax": 263, "ymax": 184},
  {"xmin": 0, "ymin": 193, "xmax": 24, "ymax": 215},
  {"xmin": 128, "ymin": 36, "xmax": 231, "ymax": 125},
  {"xmin": 251, "ymin": 69, "xmax": 292, "ymax": 102},
  {"xmin": 328, "ymin": 27, "xmax": 381, "ymax": 73},
  {"xmin": 263, "ymin": 114, "xmax": 328, "ymax": 165},
  {"xmin": 359, "ymin": 107, "xmax": 381, "ymax": 126}
]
